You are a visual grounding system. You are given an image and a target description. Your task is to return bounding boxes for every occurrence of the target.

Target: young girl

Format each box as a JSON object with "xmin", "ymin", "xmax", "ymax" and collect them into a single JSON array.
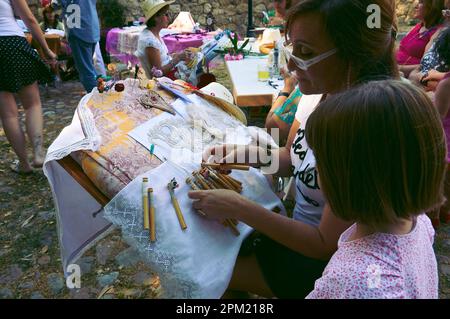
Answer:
[{"xmin": 304, "ymin": 80, "xmax": 445, "ymax": 299}]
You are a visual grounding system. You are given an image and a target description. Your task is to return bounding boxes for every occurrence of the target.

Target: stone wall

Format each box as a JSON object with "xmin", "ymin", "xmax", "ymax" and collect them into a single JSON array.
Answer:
[
  {"xmin": 396, "ymin": 0, "xmax": 417, "ymax": 27},
  {"xmin": 27, "ymin": 0, "xmax": 417, "ymax": 34},
  {"xmin": 120, "ymin": 0, "xmax": 274, "ymax": 36}
]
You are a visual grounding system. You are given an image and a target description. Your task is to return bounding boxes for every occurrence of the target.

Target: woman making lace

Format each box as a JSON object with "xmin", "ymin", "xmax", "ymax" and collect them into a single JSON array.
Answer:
[{"xmin": 135, "ymin": 0, "xmax": 186, "ymax": 80}]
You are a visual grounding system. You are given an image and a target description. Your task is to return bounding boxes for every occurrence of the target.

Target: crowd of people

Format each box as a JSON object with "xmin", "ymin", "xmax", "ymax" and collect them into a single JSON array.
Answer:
[{"xmin": 1, "ymin": 0, "xmax": 449, "ymax": 299}]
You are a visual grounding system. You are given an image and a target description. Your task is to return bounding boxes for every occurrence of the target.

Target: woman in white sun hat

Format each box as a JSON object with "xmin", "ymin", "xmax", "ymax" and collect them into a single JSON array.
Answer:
[{"xmin": 135, "ymin": 0, "xmax": 187, "ymax": 79}]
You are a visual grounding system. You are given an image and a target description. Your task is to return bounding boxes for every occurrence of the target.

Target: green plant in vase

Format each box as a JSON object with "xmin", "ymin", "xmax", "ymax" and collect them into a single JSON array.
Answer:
[{"xmin": 215, "ymin": 32, "xmax": 250, "ymax": 61}]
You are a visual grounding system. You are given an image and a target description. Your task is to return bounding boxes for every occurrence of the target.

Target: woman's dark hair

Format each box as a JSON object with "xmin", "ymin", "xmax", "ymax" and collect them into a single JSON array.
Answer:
[
  {"xmin": 286, "ymin": 0, "xmax": 399, "ymax": 83},
  {"xmin": 435, "ymin": 27, "xmax": 450, "ymax": 65},
  {"xmin": 42, "ymin": 5, "xmax": 59, "ymax": 29},
  {"xmin": 305, "ymin": 80, "xmax": 446, "ymax": 227},
  {"xmin": 423, "ymin": 0, "xmax": 445, "ymax": 28},
  {"xmin": 146, "ymin": 6, "xmax": 169, "ymax": 29}
]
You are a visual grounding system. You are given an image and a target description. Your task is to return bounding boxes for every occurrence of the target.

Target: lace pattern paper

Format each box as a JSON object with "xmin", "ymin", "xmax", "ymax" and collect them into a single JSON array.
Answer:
[
  {"xmin": 103, "ymin": 161, "xmax": 285, "ymax": 298},
  {"xmin": 129, "ymin": 94, "xmax": 252, "ymax": 164}
]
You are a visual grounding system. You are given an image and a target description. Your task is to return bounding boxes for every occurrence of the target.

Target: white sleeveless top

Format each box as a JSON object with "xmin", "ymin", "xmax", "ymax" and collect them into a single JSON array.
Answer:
[
  {"xmin": 135, "ymin": 28, "xmax": 172, "ymax": 79},
  {"xmin": 0, "ymin": 0, "xmax": 25, "ymax": 37},
  {"xmin": 290, "ymin": 94, "xmax": 325, "ymax": 226}
]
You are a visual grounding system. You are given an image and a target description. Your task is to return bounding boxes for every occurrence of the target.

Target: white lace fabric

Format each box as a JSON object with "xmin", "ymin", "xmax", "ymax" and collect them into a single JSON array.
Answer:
[{"xmin": 104, "ymin": 161, "xmax": 285, "ymax": 298}]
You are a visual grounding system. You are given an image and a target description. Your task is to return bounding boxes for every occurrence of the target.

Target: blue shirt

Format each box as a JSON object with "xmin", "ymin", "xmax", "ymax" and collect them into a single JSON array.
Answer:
[{"xmin": 60, "ymin": 0, "xmax": 100, "ymax": 43}]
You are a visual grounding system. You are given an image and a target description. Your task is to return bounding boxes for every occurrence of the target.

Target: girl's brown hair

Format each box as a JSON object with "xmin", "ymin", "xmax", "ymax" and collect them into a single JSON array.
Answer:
[
  {"xmin": 286, "ymin": 0, "xmax": 399, "ymax": 83},
  {"xmin": 423, "ymin": 0, "xmax": 445, "ymax": 28},
  {"xmin": 305, "ymin": 80, "xmax": 446, "ymax": 227}
]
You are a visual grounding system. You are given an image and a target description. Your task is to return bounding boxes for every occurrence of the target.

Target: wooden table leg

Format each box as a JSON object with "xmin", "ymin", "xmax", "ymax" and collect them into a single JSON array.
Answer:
[{"xmin": 57, "ymin": 155, "xmax": 110, "ymax": 207}]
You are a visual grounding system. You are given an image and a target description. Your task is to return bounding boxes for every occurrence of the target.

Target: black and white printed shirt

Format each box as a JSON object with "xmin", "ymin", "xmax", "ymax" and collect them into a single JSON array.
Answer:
[{"xmin": 290, "ymin": 94, "xmax": 326, "ymax": 227}]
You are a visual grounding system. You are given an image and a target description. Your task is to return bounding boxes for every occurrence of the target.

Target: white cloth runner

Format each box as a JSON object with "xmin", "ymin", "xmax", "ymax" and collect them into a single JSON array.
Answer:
[
  {"xmin": 43, "ymin": 93, "xmax": 112, "ymax": 274},
  {"xmin": 103, "ymin": 161, "xmax": 285, "ymax": 298}
]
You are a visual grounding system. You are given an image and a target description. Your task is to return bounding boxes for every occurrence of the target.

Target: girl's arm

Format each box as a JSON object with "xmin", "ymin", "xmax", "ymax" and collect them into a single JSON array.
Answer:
[{"xmin": 12, "ymin": 0, "xmax": 57, "ymax": 61}]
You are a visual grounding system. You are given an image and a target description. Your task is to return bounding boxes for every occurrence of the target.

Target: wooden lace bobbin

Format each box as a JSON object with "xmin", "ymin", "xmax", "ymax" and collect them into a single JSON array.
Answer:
[
  {"xmin": 168, "ymin": 178, "xmax": 187, "ymax": 230},
  {"xmin": 142, "ymin": 178, "xmax": 149, "ymax": 230},
  {"xmin": 148, "ymin": 188, "xmax": 156, "ymax": 242}
]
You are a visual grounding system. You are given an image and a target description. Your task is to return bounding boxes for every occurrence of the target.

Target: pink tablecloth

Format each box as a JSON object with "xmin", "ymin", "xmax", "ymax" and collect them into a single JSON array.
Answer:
[
  {"xmin": 162, "ymin": 33, "xmax": 208, "ymax": 54},
  {"xmin": 106, "ymin": 28, "xmax": 212, "ymax": 65},
  {"xmin": 105, "ymin": 27, "xmax": 141, "ymax": 65}
]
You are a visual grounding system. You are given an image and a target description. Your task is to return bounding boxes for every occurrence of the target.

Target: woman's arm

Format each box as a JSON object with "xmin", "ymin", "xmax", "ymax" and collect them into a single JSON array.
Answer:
[
  {"xmin": 266, "ymin": 70, "xmax": 297, "ymax": 129},
  {"xmin": 408, "ymin": 67, "xmax": 424, "ymax": 86},
  {"xmin": 145, "ymin": 47, "xmax": 176, "ymax": 76},
  {"xmin": 238, "ymin": 200, "xmax": 352, "ymax": 260},
  {"xmin": 189, "ymin": 190, "xmax": 352, "ymax": 260},
  {"xmin": 12, "ymin": 0, "xmax": 56, "ymax": 61},
  {"xmin": 398, "ymin": 64, "xmax": 420, "ymax": 78},
  {"xmin": 265, "ymin": 114, "xmax": 291, "ymax": 142},
  {"xmin": 435, "ymin": 77, "xmax": 450, "ymax": 119}
]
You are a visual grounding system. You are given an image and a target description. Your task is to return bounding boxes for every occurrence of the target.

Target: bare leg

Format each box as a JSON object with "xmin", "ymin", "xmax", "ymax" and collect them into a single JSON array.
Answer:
[
  {"xmin": 18, "ymin": 82, "xmax": 45, "ymax": 167},
  {"xmin": 223, "ymin": 254, "xmax": 275, "ymax": 298},
  {"xmin": 0, "ymin": 91, "xmax": 32, "ymax": 172}
]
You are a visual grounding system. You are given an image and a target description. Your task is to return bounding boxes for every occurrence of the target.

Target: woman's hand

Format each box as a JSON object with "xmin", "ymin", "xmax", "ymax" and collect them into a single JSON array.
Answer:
[
  {"xmin": 202, "ymin": 144, "xmax": 271, "ymax": 168},
  {"xmin": 281, "ymin": 67, "xmax": 297, "ymax": 94},
  {"xmin": 188, "ymin": 189, "xmax": 248, "ymax": 221},
  {"xmin": 422, "ymin": 69, "xmax": 446, "ymax": 82},
  {"xmin": 172, "ymin": 51, "xmax": 187, "ymax": 65},
  {"xmin": 44, "ymin": 49, "xmax": 57, "ymax": 67}
]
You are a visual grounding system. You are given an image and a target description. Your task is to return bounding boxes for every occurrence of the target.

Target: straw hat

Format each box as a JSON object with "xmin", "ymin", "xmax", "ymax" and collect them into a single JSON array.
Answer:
[
  {"xmin": 259, "ymin": 28, "xmax": 282, "ymax": 45},
  {"xmin": 142, "ymin": 0, "xmax": 175, "ymax": 20}
]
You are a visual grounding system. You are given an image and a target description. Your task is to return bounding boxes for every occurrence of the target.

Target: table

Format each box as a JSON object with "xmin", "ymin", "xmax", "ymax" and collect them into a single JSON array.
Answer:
[
  {"xmin": 163, "ymin": 33, "xmax": 207, "ymax": 54},
  {"xmin": 105, "ymin": 27, "xmax": 143, "ymax": 65},
  {"xmin": 26, "ymin": 33, "xmax": 62, "ymax": 56},
  {"xmin": 43, "ymin": 78, "xmax": 282, "ymax": 298},
  {"xmin": 225, "ymin": 58, "xmax": 279, "ymax": 107},
  {"xmin": 106, "ymin": 27, "xmax": 212, "ymax": 65}
]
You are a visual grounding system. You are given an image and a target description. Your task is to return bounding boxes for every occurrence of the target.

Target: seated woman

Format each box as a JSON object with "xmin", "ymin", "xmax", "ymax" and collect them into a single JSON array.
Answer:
[
  {"xmin": 410, "ymin": 26, "xmax": 450, "ymax": 91},
  {"xmin": 190, "ymin": 0, "xmax": 399, "ymax": 299},
  {"xmin": 39, "ymin": 4, "xmax": 64, "ymax": 32},
  {"xmin": 136, "ymin": 0, "xmax": 186, "ymax": 80},
  {"xmin": 305, "ymin": 80, "xmax": 443, "ymax": 299},
  {"xmin": 430, "ymin": 72, "xmax": 450, "ymax": 227},
  {"xmin": 265, "ymin": 68, "xmax": 302, "ymax": 142},
  {"xmin": 396, "ymin": 0, "xmax": 444, "ymax": 78}
]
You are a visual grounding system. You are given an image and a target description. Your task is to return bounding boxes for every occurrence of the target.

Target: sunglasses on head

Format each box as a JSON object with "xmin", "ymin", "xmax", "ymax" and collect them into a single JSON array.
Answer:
[{"xmin": 443, "ymin": 9, "xmax": 450, "ymax": 17}]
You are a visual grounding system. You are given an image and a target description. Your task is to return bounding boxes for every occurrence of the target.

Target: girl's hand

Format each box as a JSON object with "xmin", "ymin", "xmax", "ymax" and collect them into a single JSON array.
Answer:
[{"xmin": 188, "ymin": 189, "xmax": 248, "ymax": 221}]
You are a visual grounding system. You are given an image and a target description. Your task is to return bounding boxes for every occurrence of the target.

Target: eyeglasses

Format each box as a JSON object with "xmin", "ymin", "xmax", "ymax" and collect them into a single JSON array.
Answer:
[
  {"xmin": 280, "ymin": 42, "xmax": 338, "ymax": 71},
  {"xmin": 156, "ymin": 11, "xmax": 170, "ymax": 17},
  {"xmin": 443, "ymin": 9, "xmax": 450, "ymax": 17}
]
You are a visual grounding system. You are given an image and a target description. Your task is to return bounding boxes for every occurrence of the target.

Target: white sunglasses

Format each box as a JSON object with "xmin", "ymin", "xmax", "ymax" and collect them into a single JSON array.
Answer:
[
  {"xmin": 280, "ymin": 42, "xmax": 338, "ymax": 71},
  {"xmin": 443, "ymin": 9, "xmax": 450, "ymax": 17}
]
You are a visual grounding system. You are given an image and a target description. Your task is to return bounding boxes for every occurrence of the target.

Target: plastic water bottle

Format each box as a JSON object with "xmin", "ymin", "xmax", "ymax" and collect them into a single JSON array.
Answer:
[{"xmin": 272, "ymin": 42, "xmax": 280, "ymax": 79}]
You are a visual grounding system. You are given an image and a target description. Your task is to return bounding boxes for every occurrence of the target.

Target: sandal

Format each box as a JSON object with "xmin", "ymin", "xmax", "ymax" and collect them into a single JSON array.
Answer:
[{"xmin": 10, "ymin": 160, "xmax": 34, "ymax": 175}]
